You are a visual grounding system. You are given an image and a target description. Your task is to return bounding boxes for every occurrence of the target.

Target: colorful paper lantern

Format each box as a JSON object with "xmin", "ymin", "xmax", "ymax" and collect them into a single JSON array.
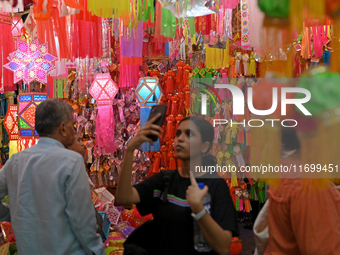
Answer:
[
  {"xmin": 3, "ymin": 39, "xmax": 57, "ymax": 84},
  {"xmin": 135, "ymin": 77, "xmax": 163, "ymax": 107},
  {"xmin": 135, "ymin": 77, "xmax": 163, "ymax": 152},
  {"xmin": 229, "ymin": 237, "xmax": 243, "ymax": 255},
  {"xmin": 18, "ymin": 93, "xmax": 48, "ymax": 150},
  {"xmin": 89, "ymin": 73, "xmax": 118, "ymax": 154},
  {"xmin": 4, "ymin": 105, "xmax": 19, "ymax": 141},
  {"xmin": 4, "ymin": 104, "xmax": 19, "ymax": 158},
  {"xmin": 11, "ymin": 14, "xmax": 24, "ymax": 38}
]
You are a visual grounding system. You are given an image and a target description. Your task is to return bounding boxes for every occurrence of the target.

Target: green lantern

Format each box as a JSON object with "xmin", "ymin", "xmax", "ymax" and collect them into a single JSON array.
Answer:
[
  {"xmin": 258, "ymin": 0, "xmax": 290, "ymax": 19},
  {"xmin": 296, "ymin": 66, "xmax": 340, "ymax": 117}
]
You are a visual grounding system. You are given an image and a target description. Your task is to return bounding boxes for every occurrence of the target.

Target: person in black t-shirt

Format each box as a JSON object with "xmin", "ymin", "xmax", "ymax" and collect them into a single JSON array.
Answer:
[{"xmin": 116, "ymin": 115, "xmax": 239, "ymax": 255}]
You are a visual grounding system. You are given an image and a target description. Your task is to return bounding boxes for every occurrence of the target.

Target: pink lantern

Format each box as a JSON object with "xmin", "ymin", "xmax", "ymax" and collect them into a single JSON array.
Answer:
[
  {"xmin": 89, "ymin": 73, "xmax": 119, "ymax": 154},
  {"xmin": 11, "ymin": 14, "xmax": 24, "ymax": 38},
  {"xmin": 3, "ymin": 39, "xmax": 57, "ymax": 84}
]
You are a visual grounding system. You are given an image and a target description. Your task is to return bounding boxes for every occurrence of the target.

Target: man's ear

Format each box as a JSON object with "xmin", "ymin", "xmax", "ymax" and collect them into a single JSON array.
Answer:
[
  {"xmin": 59, "ymin": 122, "xmax": 68, "ymax": 137},
  {"xmin": 201, "ymin": 141, "xmax": 211, "ymax": 155}
]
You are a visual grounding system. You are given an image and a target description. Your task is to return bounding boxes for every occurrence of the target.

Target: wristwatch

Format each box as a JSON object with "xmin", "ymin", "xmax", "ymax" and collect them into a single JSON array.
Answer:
[{"xmin": 191, "ymin": 207, "xmax": 208, "ymax": 221}]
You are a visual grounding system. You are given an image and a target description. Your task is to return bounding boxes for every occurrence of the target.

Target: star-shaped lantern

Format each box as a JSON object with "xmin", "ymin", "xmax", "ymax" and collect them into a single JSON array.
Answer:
[
  {"xmin": 4, "ymin": 105, "xmax": 19, "ymax": 140},
  {"xmin": 4, "ymin": 39, "xmax": 57, "ymax": 84},
  {"xmin": 135, "ymin": 77, "xmax": 163, "ymax": 107},
  {"xmin": 89, "ymin": 73, "xmax": 119, "ymax": 104}
]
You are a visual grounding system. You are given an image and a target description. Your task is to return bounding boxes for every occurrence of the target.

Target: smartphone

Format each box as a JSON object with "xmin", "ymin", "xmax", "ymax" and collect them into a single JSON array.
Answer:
[{"xmin": 147, "ymin": 104, "xmax": 167, "ymax": 141}]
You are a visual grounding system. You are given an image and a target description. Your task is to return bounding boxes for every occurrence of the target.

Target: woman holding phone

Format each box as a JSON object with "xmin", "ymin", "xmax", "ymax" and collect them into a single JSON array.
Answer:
[{"xmin": 116, "ymin": 114, "xmax": 238, "ymax": 255}]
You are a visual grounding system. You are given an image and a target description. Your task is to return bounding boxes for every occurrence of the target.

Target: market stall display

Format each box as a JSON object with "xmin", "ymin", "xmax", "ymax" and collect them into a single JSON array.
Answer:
[{"xmin": 0, "ymin": 0, "xmax": 339, "ymax": 253}]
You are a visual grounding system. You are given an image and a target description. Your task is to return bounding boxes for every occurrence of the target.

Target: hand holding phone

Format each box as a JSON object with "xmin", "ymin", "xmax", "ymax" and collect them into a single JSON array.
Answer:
[
  {"xmin": 126, "ymin": 105, "xmax": 167, "ymax": 151},
  {"xmin": 146, "ymin": 105, "xmax": 167, "ymax": 141}
]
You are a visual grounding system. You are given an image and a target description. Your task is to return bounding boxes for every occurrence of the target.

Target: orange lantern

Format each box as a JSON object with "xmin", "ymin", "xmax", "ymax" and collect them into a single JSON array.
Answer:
[{"xmin": 229, "ymin": 237, "xmax": 242, "ymax": 255}]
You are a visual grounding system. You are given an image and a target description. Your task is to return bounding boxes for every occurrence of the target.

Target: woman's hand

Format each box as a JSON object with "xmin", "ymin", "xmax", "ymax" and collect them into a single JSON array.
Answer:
[
  {"xmin": 186, "ymin": 172, "xmax": 209, "ymax": 214},
  {"xmin": 127, "ymin": 113, "xmax": 163, "ymax": 152}
]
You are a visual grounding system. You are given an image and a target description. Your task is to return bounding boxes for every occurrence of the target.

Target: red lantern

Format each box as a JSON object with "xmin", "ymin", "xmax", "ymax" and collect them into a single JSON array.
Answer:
[
  {"xmin": 165, "ymin": 115, "xmax": 175, "ymax": 141},
  {"xmin": 168, "ymin": 150, "xmax": 177, "ymax": 170},
  {"xmin": 161, "ymin": 145, "xmax": 168, "ymax": 169},
  {"xmin": 175, "ymin": 114, "xmax": 184, "ymax": 130},
  {"xmin": 4, "ymin": 105, "xmax": 19, "ymax": 141},
  {"xmin": 183, "ymin": 85, "xmax": 191, "ymax": 116},
  {"xmin": 176, "ymin": 61, "xmax": 185, "ymax": 91},
  {"xmin": 151, "ymin": 152, "xmax": 162, "ymax": 174},
  {"xmin": 165, "ymin": 71, "xmax": 176, "ymax": 94},
  {"xmin": 183, "ymin": 64, "xmax": 192, "ymax": 87},
  {"xmin": 229, "ymin": 237, "xmax": 242, "ymax": 255},
  {"xmin": 170, "ymin": 95, "xmax": 179, "ymax": 116}
]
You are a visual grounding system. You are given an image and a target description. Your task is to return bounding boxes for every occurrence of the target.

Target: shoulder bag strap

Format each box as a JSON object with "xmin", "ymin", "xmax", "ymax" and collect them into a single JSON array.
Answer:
[{"xmin": 161, "ymin": 171, "xmax": 176, "ymax": 204}]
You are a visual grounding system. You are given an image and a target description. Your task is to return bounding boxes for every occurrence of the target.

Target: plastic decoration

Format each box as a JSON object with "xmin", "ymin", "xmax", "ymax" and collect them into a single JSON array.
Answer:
[
  {"xmin": 4, "ymin": 105, "xmax": 19, "ymax": 141},
  {"xmin": 241, "ymin": 0, "xmax": 250, "ymax": 49},
  {"xmin": 89, "ymin": 73, "xmax": 118, "ymax": 154},
  {"xmin": 17, "ymin": 93, "xmax": 47, "ymax": 150},
  {"xmin": 161, "ymin": 0, "xmax": 218, "ymax": 18},
  {"xmin": 135, "ymin": 77, "xmax": 163, "ymax": 152},
  {"xmin": 4, "ymin": 39, "xmax": 57, "ymax": 84}
]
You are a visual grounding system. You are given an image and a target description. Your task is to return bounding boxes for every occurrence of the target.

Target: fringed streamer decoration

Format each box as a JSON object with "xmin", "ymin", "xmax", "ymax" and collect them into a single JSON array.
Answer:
[
  {"xmin": 0, "ymin": 12, "xmax": 15, "ymax": 92},
  {"xmin": 71, "ymin": 5, "xmax": 103, "ymax": 58},
  {"xmin": 36, "ymin": 7, "xmax": 71, "ymax": 59},
  {"xmin": 119, "ymin": 21, "xmax": 143, "ymax": 89}
]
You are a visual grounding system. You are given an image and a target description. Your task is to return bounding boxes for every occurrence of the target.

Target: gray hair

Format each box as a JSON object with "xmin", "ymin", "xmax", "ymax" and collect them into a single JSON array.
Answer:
[{"xmin": 35, "ymin": 99, "xmax": 74, "ymax": 136}]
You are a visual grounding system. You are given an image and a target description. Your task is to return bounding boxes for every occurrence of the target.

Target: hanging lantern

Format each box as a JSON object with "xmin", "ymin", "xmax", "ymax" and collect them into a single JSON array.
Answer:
[
  {"xmin": 4, "ymin": 105, "xmax": 19, "ymax": 158},
  {"xmin": 3, "ymin": 39, "xmax": 57, "ymax": 84},
  {"xmin": 4, "ymin": 105, "xmax": 19, "ymax": 141},
  {"xmin": 17, "ymin": 93, "xmax": 48, "ymax": 150},
  {"xmin": 229, "ymin": 237, "xmax": 243, "ymax": 255},
  {"xmin": 135, "ymin": 77, "xmax": 163, "ymax": 152},
  {"xmin": 89, "ymin": 73, "xmax": 119, "ymax": 155},
  {"xmin": 11, "ymin": 14, "xmax": 24, "ymax": 38}
]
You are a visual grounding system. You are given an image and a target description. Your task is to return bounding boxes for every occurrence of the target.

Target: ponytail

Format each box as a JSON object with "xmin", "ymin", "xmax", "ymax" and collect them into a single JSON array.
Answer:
[{"xmin": 202, "ymin": 154, "xmax": 217, "ymax": 167}]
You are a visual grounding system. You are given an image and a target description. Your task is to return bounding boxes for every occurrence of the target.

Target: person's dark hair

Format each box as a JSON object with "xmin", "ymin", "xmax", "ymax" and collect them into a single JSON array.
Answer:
[
  {"xmin": 179, "ymin": 116, "xmax": 217, "ymax": 166},
  {"xmin": 35, "ymin": 99, "xmax": 74, "ymax": 136},
  {"xmin": 281, "ymin": 127, "xmax": 300, "ymax": 152}
]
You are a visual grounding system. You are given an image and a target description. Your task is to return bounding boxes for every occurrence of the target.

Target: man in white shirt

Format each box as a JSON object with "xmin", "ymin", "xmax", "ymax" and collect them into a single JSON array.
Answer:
[{"xmin": 0, "ymin": 99, "xmax": 105, "ymax": 255}]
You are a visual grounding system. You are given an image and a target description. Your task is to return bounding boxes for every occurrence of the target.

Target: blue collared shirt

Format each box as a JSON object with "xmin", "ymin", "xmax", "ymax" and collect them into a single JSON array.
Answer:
[{"xmin": 0, "ymin": 137, "xmax": 105, "ymax": 255}]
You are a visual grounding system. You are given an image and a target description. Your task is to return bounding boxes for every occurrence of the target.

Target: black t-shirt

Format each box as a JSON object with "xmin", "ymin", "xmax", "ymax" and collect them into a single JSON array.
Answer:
[{"xmin": 134, "ymin": 170, "xmax": 239, "ymax": 255}]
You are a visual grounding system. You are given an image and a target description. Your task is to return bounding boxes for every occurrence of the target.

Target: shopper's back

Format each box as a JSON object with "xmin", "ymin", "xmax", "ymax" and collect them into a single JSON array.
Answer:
[{"xmin": 0, "ymin": 99, "xmax": 105, "ymax": 255}]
